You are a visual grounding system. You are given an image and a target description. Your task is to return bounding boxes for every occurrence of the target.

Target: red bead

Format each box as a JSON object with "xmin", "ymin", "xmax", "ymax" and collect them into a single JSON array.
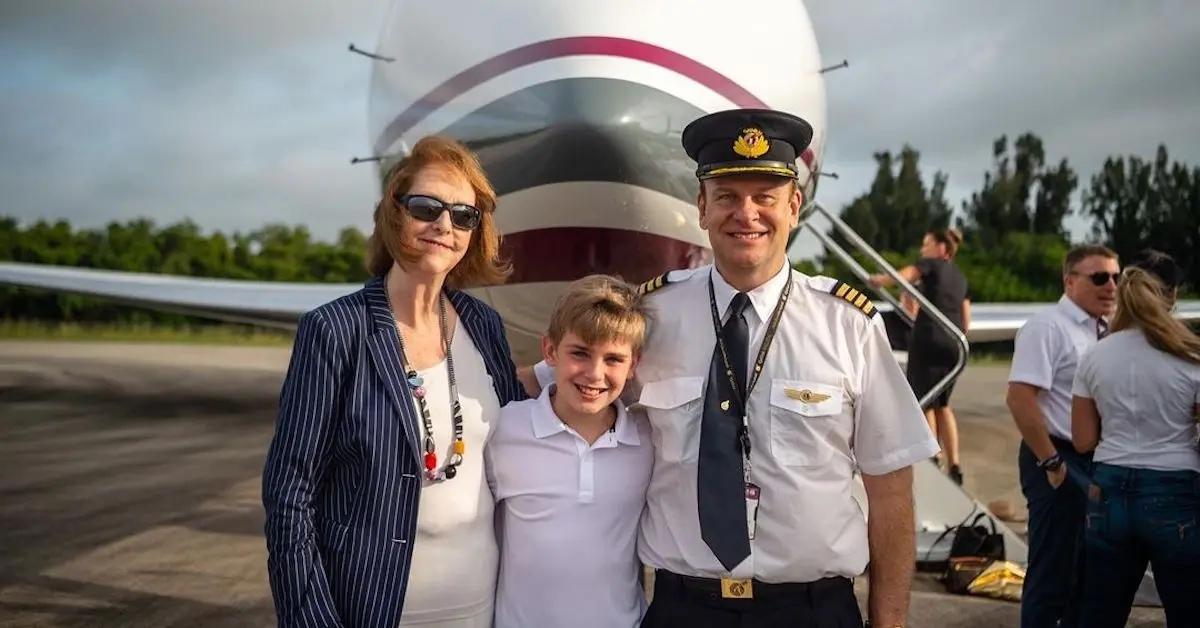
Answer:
[{"xmin": 424, "ymin": 452, "xmax": 437, "ymax": 471}]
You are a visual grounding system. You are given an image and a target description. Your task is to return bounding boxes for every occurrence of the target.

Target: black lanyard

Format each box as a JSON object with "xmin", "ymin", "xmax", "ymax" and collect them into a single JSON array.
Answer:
[{"xmin": 707, "ymin": 268, "xmax": 792, "ymax": 461}]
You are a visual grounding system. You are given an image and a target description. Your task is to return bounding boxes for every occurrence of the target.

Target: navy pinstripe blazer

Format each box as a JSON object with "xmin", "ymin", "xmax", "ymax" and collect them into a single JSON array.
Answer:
[{"xmin": 262, "ymin": 276, "xmax": 525, "ymax": 627}]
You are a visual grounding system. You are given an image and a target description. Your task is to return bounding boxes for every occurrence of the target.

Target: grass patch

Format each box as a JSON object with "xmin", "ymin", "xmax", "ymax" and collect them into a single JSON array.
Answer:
[
  {"xmin": 0, "ymin": 320, "xmax": 294, "ymax": 346},
  {"xmin": 968, "ymin": 353, "xmax": 1013, "ymax": 366},
  {"xmin": 967, "ymin": 340, "xmax": 1014, "ymax": 366}
]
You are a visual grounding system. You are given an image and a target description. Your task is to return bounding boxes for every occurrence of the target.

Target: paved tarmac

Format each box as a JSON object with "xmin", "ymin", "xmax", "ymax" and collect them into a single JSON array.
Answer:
[{"xmin": 0, "ymin": 342, "xmax": 1167, "ymax": 627}]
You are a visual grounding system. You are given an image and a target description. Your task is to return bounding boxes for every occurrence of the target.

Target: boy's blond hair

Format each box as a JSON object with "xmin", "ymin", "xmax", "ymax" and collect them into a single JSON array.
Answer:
[{"xmin": 547, "ymin": 275, "xmax": 651, "ymax": 351}]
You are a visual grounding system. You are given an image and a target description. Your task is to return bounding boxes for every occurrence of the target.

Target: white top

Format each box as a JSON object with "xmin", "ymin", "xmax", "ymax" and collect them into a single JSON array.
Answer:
[
  {"xmin": 485, "ymin": 384, "xmax": 653, "ymax": 628},
  {"xmin": 1072, "ymin": 328, "xmax": 1200, "ymax": 473},
  {"xmin": 633, "ymin": 264, "xmax": 938, "ymax": 583},
  {"xmin": 1008, "ymin": 296, "xmax": 1104, "ymax": 441},
  {"xmin": 399, "ymin": 319, "xmax": 500, "ymax": 628}
]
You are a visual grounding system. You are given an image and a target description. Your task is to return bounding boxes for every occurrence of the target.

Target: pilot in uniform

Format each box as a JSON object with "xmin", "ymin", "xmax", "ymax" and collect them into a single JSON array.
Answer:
[{"xmin": 633, "ymin": 109, "xmax": 939, "ymax": 628}]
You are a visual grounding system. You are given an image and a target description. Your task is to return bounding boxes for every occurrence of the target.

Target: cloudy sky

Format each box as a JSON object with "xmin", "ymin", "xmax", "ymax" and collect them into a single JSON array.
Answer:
[{"xmin": 3, "ymin": 1, "xmax": 1198, "ymax": 250}]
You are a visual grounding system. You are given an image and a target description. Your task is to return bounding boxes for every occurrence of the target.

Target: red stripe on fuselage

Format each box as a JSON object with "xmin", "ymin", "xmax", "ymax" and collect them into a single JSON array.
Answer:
[
  {"xmin": 501, "ymin": 227, "xmax": 709, "ymax": 285},
  {"xmin": 375, "ymin": 36, "xmax": 780, "ymax": 155}
]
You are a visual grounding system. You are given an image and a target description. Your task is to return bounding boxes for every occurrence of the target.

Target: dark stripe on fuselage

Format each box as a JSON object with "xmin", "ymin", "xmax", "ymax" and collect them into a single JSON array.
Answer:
[
  {"xmin": 449, "ymin": 80, "xmax": 710, "ymax": 283},
  {"xmin": 440, "ymin": 78, "xmax": 703, "ymax": 201}
]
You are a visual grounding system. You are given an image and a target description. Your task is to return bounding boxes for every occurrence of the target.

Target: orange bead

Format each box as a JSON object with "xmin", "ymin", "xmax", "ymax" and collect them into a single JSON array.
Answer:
[{"xmin": 454, "ymin": 440, "xmax": 466, "ymax": 455}]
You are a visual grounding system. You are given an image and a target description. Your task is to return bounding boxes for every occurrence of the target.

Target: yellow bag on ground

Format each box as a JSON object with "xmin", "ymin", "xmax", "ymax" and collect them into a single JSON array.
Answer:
[{"xmin": 966, "ymin": 560, "xmax": 1025, "ymax": 602}]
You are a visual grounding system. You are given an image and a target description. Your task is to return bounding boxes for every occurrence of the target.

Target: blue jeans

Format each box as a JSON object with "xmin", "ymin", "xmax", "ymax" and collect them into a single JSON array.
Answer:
[
  {"xmin": 1019, "ymin": 439, "xmax": 1090, "ymax": 628},
  {"xmin": 1079, "ymin": 462, "xmax": 1200, "ymax": 628}
]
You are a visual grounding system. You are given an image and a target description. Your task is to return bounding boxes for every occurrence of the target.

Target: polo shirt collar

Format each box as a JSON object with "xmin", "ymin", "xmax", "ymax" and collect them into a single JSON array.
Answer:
[
  {"xmin": 1057, "ymin": 294, "xmax": 1094, "ymax": 325},
  {"xmin": 531, "ymin": 384, "xmax": 639, "ymax": 446},
  {"xmin": 711, "ymin": 261, "xmax": 791, "ymax": 323}
]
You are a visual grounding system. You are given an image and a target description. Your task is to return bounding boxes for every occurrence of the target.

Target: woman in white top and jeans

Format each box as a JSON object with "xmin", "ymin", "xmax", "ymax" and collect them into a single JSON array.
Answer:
[{"xmin": 1071, "ymin": 250, "xmax": 1200, "ymax": 628}]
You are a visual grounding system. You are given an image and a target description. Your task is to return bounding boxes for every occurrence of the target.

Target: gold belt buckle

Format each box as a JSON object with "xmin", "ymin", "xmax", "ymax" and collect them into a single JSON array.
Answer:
[{"xmin": 720, "ymin": 577, "xmax": 753, "ymax": 599}]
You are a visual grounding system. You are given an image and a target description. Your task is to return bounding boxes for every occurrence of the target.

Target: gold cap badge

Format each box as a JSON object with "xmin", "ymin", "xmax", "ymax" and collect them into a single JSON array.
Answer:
[
  {"xmin": 732, "ymin": 127, "xmax": 769, "ymax": 159},
  {"xmin": 785, "ymin": 388, "xmax": 831, "ymax": 404}
]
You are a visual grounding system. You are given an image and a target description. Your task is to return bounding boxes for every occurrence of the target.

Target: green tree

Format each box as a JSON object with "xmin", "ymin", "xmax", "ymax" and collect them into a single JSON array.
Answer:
[
  {"xmin": 0, "ymin": 216, "xmax": 370, "ymax": 322},
  {"xmin": 1083, "ymin": 145, "xmax": 1199, "ymax": 286},
  {"xmin": 835, "ymin": 145, "xmax": 949, "ymax": 252},
  {"xmin": 959, "ymin": 133, "xmax": 1076, "ymax": 247}
]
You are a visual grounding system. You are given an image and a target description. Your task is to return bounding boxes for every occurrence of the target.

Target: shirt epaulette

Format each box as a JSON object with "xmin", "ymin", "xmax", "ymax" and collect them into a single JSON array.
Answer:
[
  {"xmin": 638, "ymin": 269, "xmax": 696, "ymax": 296},
  {"xmin": 810, "ymin": 277, "xmax": 878, "ymax": 318}
]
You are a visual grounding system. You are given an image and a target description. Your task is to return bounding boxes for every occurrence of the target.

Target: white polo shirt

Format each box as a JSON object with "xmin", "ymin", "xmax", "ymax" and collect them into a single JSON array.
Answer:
[
  {"xmin": 1073, "ymin": 328, "xmax": 1200, "ymax": 472},
  {"xmin": 1009, "ymin": 295, "xmax": 1104, "ymax": 441},
  {"xmin": 633, "ymin": 264, "xmax": 938, "ymax": 583},
  {"xmin": 485, "ymin": 385, "xmax": 653, "ymax": 628}
]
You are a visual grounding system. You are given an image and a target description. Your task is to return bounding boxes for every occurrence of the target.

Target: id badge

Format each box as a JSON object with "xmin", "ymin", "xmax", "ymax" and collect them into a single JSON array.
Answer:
[{"xmin": 745, "ymin": 482, "xmax": 760, "ymax": 540}]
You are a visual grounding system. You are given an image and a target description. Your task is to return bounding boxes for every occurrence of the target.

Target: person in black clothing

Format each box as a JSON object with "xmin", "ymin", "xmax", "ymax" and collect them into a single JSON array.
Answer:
[{"xmin": 870, "ymin": 228, "xmax": 971, "ymax": 484}]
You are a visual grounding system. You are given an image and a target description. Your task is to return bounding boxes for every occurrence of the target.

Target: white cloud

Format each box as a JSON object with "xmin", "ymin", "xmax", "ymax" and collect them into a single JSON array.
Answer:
[{"xmin": 0, "ymin": 0, "xmax": 386, "ymax": 239}]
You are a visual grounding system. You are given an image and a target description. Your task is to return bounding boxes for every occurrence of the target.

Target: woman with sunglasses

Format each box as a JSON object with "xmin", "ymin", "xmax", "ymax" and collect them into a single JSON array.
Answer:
[
  {"xmin": 263, "ymin": 135, "xmax": 524, "ymax": 627},
  {"xmin": 870, "ymin": 228, "xmax": 971, "ymax": 484},
  {"xmin": 1070, "ymin": 250, "xmax": 1200, "ymax": 627}
]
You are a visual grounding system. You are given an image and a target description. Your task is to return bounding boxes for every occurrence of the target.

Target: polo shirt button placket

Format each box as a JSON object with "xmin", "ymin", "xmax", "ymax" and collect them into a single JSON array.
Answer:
[{"xmin": 577, "ymin": 441, "xmax": 595, "ymax": 503}]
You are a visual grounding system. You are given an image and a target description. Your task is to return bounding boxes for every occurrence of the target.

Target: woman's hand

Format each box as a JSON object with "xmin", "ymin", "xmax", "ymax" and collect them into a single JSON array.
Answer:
[{"xmin": 516, "ymin": 365, "xmax": 542, "ymax": 398}]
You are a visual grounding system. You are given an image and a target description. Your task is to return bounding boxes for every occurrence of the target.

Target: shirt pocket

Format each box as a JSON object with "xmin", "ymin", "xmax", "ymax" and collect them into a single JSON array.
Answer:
[
  {"xmin": 769, "ymin": 379, "xmax": 844, "ymax": 467},
  {"xmin": 638, "ymin": 377, "xmax": 705, "ymax": 462}
]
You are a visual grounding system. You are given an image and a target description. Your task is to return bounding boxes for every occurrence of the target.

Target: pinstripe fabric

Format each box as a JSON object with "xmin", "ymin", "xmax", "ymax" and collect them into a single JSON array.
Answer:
[{"xmin": 263, "ymin": 276, "xmax": 525, "ymax": 627}]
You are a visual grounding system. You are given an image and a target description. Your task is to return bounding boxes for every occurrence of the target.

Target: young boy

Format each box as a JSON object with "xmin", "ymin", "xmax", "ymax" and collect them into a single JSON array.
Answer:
[{"xmin": 485, "ymin": 275, "xmax": 654, "ymax": 628}]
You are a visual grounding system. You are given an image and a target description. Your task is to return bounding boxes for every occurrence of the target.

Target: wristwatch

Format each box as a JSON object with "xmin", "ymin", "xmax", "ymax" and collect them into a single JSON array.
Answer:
[{"xmin": 1037, "ymin": 452, "xmax": 1064, "ymax": 472}]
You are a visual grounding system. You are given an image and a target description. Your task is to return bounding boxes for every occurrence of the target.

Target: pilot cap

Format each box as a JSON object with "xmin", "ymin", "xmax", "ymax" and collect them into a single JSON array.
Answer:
[{"xmin": 681, "ymin": 108, "xmax": 813, "ymax": 180}]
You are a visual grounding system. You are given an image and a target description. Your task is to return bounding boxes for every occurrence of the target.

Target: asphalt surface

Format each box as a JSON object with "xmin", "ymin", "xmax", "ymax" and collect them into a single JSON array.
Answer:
[{"xmin": 0, "ymin": 342, "xmax": 1167, "ymax": 627}]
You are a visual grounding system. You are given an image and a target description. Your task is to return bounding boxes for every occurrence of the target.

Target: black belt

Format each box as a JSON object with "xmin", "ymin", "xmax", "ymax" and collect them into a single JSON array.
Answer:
[{"xmin": 654, "ymin": 569, "xmax": 852, "ymax": 602}]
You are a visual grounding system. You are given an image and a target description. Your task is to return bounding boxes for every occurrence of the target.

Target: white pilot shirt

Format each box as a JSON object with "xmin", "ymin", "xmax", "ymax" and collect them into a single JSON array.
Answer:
[
  {"xmin": 634, "ymin": 263, "xmax": 938, "ymax": 583},
  {"xmin": 1008, "ymin": 296, "xmax": 1103, "ymax": 441}
]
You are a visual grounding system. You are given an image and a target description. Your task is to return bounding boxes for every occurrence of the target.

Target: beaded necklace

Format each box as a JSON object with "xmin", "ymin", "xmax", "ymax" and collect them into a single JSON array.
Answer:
[{"xmin": 384, "ymin": 279, "xmax": 465, "ymax": 481}]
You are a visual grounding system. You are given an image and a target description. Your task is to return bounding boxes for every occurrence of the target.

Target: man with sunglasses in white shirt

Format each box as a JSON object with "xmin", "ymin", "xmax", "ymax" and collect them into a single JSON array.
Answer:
[{"xmin": 1006, "ymin": 244, "xmax": 1119, "ymax": 628}]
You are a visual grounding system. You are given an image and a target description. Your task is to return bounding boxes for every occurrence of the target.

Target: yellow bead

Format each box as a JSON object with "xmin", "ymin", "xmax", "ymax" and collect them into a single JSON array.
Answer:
[{"xmin": 454, "ymin": 440, "xmax": 465, "ymax": 454}]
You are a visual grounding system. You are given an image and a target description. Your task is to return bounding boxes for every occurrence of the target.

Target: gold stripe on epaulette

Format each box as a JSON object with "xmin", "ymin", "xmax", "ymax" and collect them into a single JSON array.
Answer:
[
  {"xmin": 829, "ymin": 281, "xmax": 879, "ymax": 318},
  {"xmin": 639, "ymin": 273, "xmax": 669, "ymax": 296},
  {"xmin": 703, "ymin": 165, "xmax": 798, "ymax": 179}
]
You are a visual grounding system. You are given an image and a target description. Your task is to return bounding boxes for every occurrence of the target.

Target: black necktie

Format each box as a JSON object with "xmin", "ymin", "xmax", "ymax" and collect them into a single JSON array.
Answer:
[
  {"xmin": 1097, "ymin": 317, "xmax": 1109, "ymax": 340},
  {"xmin": 698, "ymin": 292, "xmax": 751, "ymax": 571}
]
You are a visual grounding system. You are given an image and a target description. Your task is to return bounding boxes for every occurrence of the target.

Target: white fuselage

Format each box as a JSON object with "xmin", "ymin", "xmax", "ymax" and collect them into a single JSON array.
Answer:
[{"xmin": 369, "ymin": 0, "xmax": 826, "ymax": 361}]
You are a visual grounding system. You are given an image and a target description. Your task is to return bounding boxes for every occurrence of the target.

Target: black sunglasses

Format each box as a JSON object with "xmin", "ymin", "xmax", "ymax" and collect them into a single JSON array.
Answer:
[
  {"xmin": 396, "ymin": 194, "xmax": 481, "ymax": 231},
  {"xmin": 1073, "ymin": 271, "xmax": 1120, "ymax": 286}
]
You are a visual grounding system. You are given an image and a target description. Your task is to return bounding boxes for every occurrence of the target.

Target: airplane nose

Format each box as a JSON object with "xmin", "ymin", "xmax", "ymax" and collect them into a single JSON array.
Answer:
[
  {"xmin": 438, "ymin": 77, "xmax": 712, "ymax": 284},
  {"xmin": 448, "ymin": 77, "xmax": 701, "ymax": 200}
]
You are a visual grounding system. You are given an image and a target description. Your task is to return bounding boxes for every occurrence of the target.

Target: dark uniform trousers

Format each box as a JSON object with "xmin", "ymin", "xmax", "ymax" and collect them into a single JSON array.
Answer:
[
  {"xmin": 1018, "ymin": 437, "xmax": 1092, "ymax": 628},
  {"xmin": 641, "ymin": 571, "xmax": 863, "ymax": 628}
]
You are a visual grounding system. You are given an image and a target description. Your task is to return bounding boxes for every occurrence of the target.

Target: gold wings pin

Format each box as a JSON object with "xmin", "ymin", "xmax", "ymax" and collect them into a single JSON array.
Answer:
[{"xmin": 785, "ymin": 388, "xmax": 831, "ymax": 404}]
